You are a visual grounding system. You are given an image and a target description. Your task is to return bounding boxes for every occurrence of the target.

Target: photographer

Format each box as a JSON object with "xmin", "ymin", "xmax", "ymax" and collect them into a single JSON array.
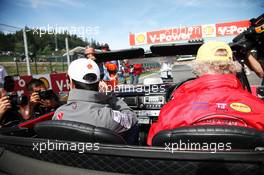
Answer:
[
  {"xmin": 27, "ymin": 79, "xmax": 60, "ymax": 118},
  {"xmin": 231, "ymin": 13, "xmax": 264, "ymax": 84},
  {"xmin": 0, "ymin": 89, "xmax": 29, "ymax": 127},
  {"xmin": 246, "ymin": 50, "xmax": 264, "ymax": 78},
  {"xmin": 0, "ymin": 93, "xmax": 11, "ymax": 122},
  {"xmin": 0, "ymin": 65, "xmax": 8, "ymax": 88}
]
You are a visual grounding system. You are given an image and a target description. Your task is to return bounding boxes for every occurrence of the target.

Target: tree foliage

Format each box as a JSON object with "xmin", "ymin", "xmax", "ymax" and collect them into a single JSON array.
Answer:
[{"xmin": 0, "ymin": 28, "xmax": 103, "ymax": 56}]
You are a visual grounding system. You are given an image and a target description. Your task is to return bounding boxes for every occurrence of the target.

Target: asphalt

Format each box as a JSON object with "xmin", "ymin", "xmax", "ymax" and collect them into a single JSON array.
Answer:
[{"xmin": 139, "ymin": 64, "xmax": 263, "ymax": 86}]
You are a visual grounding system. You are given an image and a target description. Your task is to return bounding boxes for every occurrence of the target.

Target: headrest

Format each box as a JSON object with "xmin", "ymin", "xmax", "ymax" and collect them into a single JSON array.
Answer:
[
  {"xmin": 152, "ymin": 125, "xmax": 264, "ymax": 150},
  {"xmin": 34, "ymin": 120, "xmax": 126, "ymax": 144}
]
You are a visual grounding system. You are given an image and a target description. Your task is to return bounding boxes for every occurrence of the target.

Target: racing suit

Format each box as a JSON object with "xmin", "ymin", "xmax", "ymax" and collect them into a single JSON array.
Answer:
[
  {"xmin": 147, "ymin": 74, "xmax": 264, "ymax": 145},
  {"xmin": 53, "ymin": 89, "xmax": 138, "ymax": 143}
]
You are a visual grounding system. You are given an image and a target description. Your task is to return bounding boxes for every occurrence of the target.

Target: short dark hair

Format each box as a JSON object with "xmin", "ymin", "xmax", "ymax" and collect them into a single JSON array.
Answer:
[
  {"xmin": 27, "ymin": 79, "xmax": 45, "ymax": 91},
  {"xmin": 72, "ymin": 79, "xmax": 99, "ymax": 91}
]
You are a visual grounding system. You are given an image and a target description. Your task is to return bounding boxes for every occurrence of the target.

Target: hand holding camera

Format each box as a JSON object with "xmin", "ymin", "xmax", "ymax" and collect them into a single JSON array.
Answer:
[
  {"xmin": 30, "ymin": 91, "xmax": 41, "ymax": 105},
  {"xmin": 0, "ymin": 95, "xmax": 11, "ymax": 119},
  {"xmin": 30, "ymin": 90, "xmax": 55, "ymax": 108},
  {"xmin": 6, "ymin": 92, "xmax": 28, "ymax": 107}
]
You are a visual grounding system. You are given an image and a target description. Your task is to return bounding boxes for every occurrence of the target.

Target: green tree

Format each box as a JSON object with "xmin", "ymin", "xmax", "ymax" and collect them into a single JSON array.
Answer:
[{"xmin": 14, "ymin": 42, "xmax": 24, "ymax": 53}]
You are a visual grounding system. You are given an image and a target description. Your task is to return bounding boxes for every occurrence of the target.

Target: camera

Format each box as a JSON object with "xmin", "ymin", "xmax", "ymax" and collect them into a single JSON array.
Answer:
[
  {"xmin": 6, "ymin": 93, "xmax": 28, "ymax": 106},
  {"xmin": 38, "ymin": 90, "xmax": 54, "ymax": 100},
  {"xmin": 230, "ymin": 13, "xmax": 264, "ymax": 61}
]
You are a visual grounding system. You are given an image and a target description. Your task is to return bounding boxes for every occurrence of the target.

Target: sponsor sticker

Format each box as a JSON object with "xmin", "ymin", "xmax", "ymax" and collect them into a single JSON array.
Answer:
[
  {"xmin": 192, "ymin": 102, "xmax": 209, "ymax": 110},
  {"xmin": 56, "ymin": 112, "xmax": 64, "ymax": 120},
  {"xmin": 230, "ymin": 102, "xmax": 251, "ymax": 113},
  {"xmin": 255, "ymin": 25, "xmax": 264, "ymax": 33},
  {"xmin": 216, "ymin": 103, "xmax": 228, "ymax": 111}
]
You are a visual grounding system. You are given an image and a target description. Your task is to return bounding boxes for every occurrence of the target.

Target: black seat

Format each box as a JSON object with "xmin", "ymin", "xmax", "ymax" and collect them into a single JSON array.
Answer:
[
  {"xmin": 34, "ymin": 120, "xmax": 126, "ymax": 144},
  {"xmin": 152, "ymin": 125, "xmax": 264, "ymax": 149}
]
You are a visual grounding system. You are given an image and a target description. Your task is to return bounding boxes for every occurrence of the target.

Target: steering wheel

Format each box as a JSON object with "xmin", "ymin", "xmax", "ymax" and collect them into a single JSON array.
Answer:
[{"xmin": 165, "ymin": 77, "xmax": 196, "ymax": 102}]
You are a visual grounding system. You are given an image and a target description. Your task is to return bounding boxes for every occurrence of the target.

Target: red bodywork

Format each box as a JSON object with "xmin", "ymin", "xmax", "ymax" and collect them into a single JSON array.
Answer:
[{"xmin": 18, "ymin": 112, "xmax": 55, "ymax": 129}]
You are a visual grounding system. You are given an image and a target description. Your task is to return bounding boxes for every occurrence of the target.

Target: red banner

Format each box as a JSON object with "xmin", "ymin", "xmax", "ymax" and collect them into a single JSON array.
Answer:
[
  {"xmin": 129, "ymin": 20, "xmax": 250, "ymax": 46},
  {"xmin": 13, "ymin": 73, "xmax": 70, "ymax": 96},
  {"xmin": 50, "ymin": 73, "xmax": 70, "ymax": 93},
  {"xmin": 216, "ymin": 20, "xmax": 250, "ymax": 37}
]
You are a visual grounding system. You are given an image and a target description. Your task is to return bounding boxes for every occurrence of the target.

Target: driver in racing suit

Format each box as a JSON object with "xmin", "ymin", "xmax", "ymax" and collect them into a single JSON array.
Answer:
[
  {"xmin": 147, "ymin": 41, "xmax": 264, "ymax": 146},
  {"xmin": 53, "ymin": 58, "xmax": 138, "ymax": 144}
]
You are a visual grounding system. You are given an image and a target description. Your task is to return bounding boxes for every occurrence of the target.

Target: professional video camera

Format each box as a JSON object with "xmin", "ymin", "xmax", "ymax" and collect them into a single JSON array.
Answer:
[
  {"xmin": 230, "ymin": 13, "xmax": 264, "ymax": 62},
  {"xmin": 6, "ymin": 93, "xmax": 28, "ymax": 106},
  {"xmin": 38, "ymin": 90, "xmax": 54, "ymax": 100}
]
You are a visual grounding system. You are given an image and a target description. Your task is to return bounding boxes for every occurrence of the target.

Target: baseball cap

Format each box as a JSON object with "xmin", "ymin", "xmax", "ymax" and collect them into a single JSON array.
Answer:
[
  {"xmin": 68, "ymin": 58, "xmax": 100, "ymax": 84},
  {"xmin": 196, "ymin": 42, "xmax": 233, "ymax": 62}
]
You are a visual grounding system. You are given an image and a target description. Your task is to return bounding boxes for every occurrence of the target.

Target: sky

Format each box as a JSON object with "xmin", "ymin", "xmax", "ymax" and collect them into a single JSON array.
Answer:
[{"xmin": 0, "ymin": 0, "xmax": 263, "ymax": 50}]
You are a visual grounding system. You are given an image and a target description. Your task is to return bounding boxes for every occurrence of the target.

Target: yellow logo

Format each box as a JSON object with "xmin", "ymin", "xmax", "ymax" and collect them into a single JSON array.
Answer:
[
  {"xmin": 255, "ymin": 25, "xmax": 264, "ymax": 33},
  {"xmin": 204, "ymin": 26, "xmax": 214, "ymax": 35},
  {"xmin": 202, "ymin": 24, "xmax": 216, "ymax": 38},
  {"xmin": 230, "ymin": 102, "xmax": 251, "ymax": 113},
  {"xmin": 39, "ymin": 77, "xmax": 50, "ymax": 89},
  {"xmin": 136, "ymin": 34, "xmax": 145, "ymax": 43}
]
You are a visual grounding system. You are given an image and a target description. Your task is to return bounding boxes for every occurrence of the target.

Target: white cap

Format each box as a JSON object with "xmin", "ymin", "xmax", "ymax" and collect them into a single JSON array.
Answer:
[{"xmin": 68, "ymin": 58, "xmax": 100, "ymax": 84}]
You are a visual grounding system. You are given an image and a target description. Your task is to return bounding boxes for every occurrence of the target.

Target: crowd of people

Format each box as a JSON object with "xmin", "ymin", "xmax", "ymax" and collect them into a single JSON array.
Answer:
[
  {"xmin": 84, "ymin": 45, "xmax": 143, "ymax": 87},
  {"xmin": 0, "ymin": 77, "xmax": 60, "ymax": 127},
  {"xmin": 0, "ymin": 41, "xmax": 264, "ymax": 146}
]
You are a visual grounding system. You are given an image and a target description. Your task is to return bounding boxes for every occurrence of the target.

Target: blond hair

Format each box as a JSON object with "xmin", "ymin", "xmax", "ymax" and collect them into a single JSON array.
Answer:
[{"xmin": 192, "ymin": 60, "xmax": 241, "ymax": 76}]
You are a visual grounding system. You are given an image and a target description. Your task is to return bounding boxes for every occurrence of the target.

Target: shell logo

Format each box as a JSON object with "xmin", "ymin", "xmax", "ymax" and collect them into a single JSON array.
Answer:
[
  {"xmin": 39, "ymin": 77, "xmax": 50, "ymax": 89},
  {"xmin": 204, "ymin": 26, "xmax": 214, "ymax": 34},
  {"xmin": 87, "ymin": 64, "xmax": 93, "ymax": 69},
  {"xmin": 230, "ymin": 102, "xmax": 251, "ymax": 113},
  {"xmin": 136, "ymin": 34, "xmax": 146, "ymax": 43},
  {"xmin": 202, "ymin": 24, "xmax": 216, "ymax": 38}
]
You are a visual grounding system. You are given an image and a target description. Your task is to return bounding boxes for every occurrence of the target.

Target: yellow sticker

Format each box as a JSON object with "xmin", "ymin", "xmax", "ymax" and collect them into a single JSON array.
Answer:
[
  {"xmin": 230, "ymin": 102, "xmax": 251, "ymax": 113},
  {"xmin": 255, "ymin": 25, "xmax": 264, "ymax": 33}
]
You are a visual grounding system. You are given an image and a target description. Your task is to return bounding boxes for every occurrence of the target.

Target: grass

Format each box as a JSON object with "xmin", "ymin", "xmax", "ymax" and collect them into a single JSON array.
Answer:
[
  {"xmin": 0, "ymin": 55, "xmax": 69, "ymax": 75},
  {"xmin": 141, "ymin": 70, "xmax": 158, "ymax": 77},
  {"xmin": 0, "ymin": 55, "xmax": 15, "ymax": 62},
  {"xmin": 2, "ymin": 62, "xmax": 68, "ymax": 76},
  {"xmin": 1, "ymin": 61, "xmax": 159, "ymax": 78}
]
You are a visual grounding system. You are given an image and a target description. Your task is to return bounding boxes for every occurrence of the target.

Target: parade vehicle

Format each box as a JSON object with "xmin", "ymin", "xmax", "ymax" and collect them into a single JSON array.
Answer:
[
  {"xmin": 1, "ymin": 15, "xmax": 264, "ymax": 173},
  {"xmin": 0, "ymin": 43, "xmax": 264, "ymax": 175}
]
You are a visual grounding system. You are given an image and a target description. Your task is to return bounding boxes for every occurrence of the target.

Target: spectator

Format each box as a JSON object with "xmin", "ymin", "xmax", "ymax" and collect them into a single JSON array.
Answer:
[
  {"xmin": 0, "ymin": 88, "xmax": 29, "ymax": 127},
  {"xmin": 129, "ymin": 64, "xmax": 134, "ymax": 84},
  {"xmin": 245, "ymin": 49, "xmax": 264, "ymax": 85},
  {"xmin": 53, "ymin": 58, "xmax": 138, "ymax": 144},
  {"xmin": 27, "ymin": 79, "xmax": 60, "ymax": 118},
  {"xmin": 105, "ymin": 62, "xmax": 118, "ymax": 89},
  {"xmin": 85, "ymin": 46, "xmax": 96, "ymax": 61},
  {"xmin": 0, "ymin": 90, "xmax": 12, "ymax": 126},
  {"xmin": 0, "ymin": 65, "xmax": 8, "ymax": 88},
  {"xmin": 122, "ymin": 59, "xmax": 130, "ymax": 84},
  {"xmin": 101, "ymin": 45, "xmax": 111, "ymax": 82},
  {"xmin": 132, "ymin": 63, "xmax": 143, "ymax": 84}
]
